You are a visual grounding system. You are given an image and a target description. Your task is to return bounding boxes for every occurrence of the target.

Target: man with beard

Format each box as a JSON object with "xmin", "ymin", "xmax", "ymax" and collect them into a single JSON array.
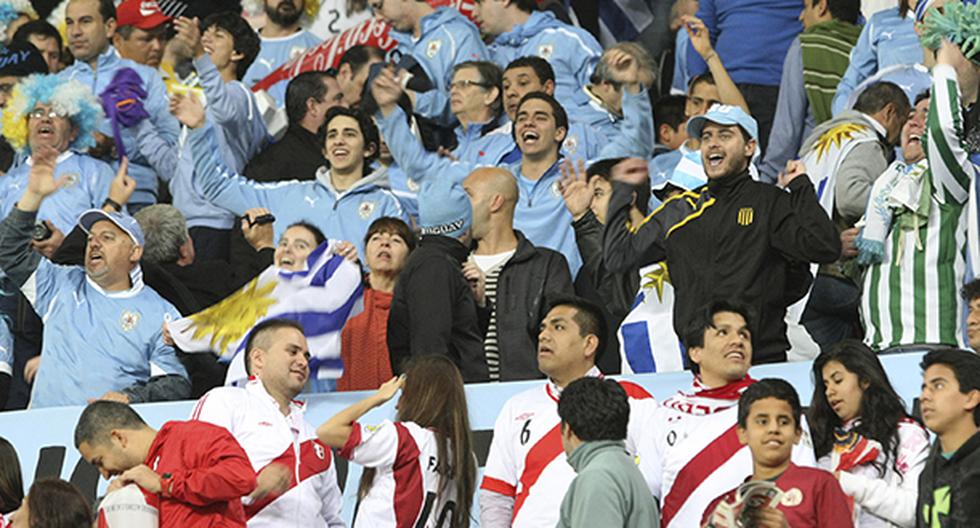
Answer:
[
  {"xmin": 243, "ymin": 0, "xmax": 322, "ymax": 107},
  {"xmin": 603, "ymin": 105, "xmax": 840, "ymax": 365}
]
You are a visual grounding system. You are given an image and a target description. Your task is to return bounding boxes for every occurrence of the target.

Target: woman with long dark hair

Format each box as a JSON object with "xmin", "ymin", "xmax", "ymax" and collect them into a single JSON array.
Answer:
[
  {"xmin": 0, "ymin": 437, "xmax": 23, "ymax": 517},
  {"xmin": 808, "ymin": 340, "xmax": 929, "ymax": 527},
  {"xmin": 317, "ymin": 355, "xmax": 476, "ymax": 527},
  {"xmin": 9, "ymin": 478, "xmax": 91, "ymax": 528}
]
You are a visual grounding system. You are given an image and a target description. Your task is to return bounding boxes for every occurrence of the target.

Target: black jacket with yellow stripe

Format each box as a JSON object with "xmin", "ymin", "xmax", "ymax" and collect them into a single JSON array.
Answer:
[{"xmin": 603, "ymin": 169, "xmax": 840, "ymax": 363}]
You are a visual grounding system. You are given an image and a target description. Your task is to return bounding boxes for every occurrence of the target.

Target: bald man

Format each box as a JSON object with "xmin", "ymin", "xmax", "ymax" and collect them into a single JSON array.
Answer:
[{"xmin": 463, "ymin": 168, "xmax": 574, "ymax": 381}]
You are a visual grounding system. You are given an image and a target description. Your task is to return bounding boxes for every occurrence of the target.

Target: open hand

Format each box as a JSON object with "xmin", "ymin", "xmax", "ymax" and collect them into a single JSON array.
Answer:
[
  {"xmin": 170, "ymin": 92, "xmax": 206, "ymax": 129},
  {"xmin": 173, "ymin": 17, "xmax": 205, "ymax": 59},
  {"xmin": 559, "ymin": 159, "xmax": 594, "ymax": 220},
  {"xmin": 462, "ymin": 261, "xmax": 486, "ymax": 307},
  {"xmin": 682, "ymin": 15, "xmax": 715, "ymax": 61},
  {"xmin": 374, "ymin": 375, "xmax": 404, "ymax": 403},
  {"xmin": 110, "ymin": 464, "xmax": 161, "ymax": 494},
  {"xmin": 371, "ymin": 65, "xmax": 405, "ymax": 115}
]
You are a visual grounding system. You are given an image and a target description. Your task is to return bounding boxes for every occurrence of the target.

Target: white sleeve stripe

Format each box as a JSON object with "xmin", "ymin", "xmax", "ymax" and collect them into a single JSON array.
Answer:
[{"xmin": 21, "ymin": 271, "xmax": 38, "ymax": 306}]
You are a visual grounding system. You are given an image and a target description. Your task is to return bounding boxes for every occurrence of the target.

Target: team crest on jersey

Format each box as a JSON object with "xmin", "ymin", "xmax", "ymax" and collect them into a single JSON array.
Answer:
[
  {"xmin": 120, "ymin": 310, "xmax": 140, "ymax": 332},
  {"xmin": 737, "ymin": 207, "xmax": 754, "ymax": 226},
  {"xmin": 781, "ymin": 488, "xmax": 803, "ymax": 507},
  {"xmin": 288, "ymin": 46, "xmax": 306, "ymax": 61},
  {"xmin": 407, "ymin": 177, "xmax": 420, "ymax": 192},
  {"xmin": 426, "ymin": 39, "xmax": 442, "ymax": 58},
  {"xmin": 358, "ymin": 200, "xmax": 376, "ymax": 219},
  {"xmin": 551, "ymin": 180, "xmax": 562, "ymax": 197},
  {"xmin": 538, "ymin": 44, "xmax": 554, "ymax": 59},
  {"xmin": 564, "ymin": 135, "xmax": 578, "ymax": 155},
  {"xmin": 61, "ymin": 172, "xmax": 80, "ymax": 188},
  {"xmin": 314, "ymin": 442, "xmax": 326, "ymax": 460}
]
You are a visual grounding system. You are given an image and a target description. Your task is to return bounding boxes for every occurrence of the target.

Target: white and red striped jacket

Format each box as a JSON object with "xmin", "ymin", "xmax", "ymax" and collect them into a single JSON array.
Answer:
[{"xmin": 191, "ymin": 378, "xmax": 344, "ymax": 527}]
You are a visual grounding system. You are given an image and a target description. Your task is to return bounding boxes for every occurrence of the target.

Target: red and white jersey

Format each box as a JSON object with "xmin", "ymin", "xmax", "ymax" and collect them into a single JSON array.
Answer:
[
  {"xmin": 340, "ymin": 419, "xmax": 458, "ymax": 528},
  {"xmin": 190, "ymin": 379, "xmax": 344, "ymax": 528},
  {"xmin": 480, "ymin": 368, "xmax": 659, "ymax": 527},
  {"xmin": 641, "ymin": 376, "xmax": 817, "ymax": 528}
]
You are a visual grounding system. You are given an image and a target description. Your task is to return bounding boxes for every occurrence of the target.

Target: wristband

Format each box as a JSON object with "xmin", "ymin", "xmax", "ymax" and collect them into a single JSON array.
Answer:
[{"xmin": 103, "ymin": 198, "xmax": 122, "ymax": 212}]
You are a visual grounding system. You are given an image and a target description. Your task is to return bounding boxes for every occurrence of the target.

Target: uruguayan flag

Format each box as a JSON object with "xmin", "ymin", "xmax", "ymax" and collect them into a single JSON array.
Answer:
[
  {"xmin": 169, "ymin": 240, "xmax": 363, "ymax": 385},
  {"xmin": 618, "ymin": 262, "xmax": 686, "ymax": 373}
]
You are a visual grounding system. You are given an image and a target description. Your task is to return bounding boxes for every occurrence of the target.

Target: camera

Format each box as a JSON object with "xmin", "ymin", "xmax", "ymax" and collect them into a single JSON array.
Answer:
[{"xmin": 32, "ymin": 221, "xmax": 52, "ymax": 241}]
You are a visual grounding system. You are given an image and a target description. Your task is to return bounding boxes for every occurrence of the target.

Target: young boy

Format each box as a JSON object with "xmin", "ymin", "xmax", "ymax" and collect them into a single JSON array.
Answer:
[
  {"xmin": 917, "ymin": 349, "xmax": 980, "ymax": 526},
  {"xmin": 702, "ymin": 379, "xmax": 853, "ymax": 527}
]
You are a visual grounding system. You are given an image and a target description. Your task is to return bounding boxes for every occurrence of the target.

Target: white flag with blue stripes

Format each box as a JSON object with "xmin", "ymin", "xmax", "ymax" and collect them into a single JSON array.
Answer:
[
  {"xmin": 169, "ymin": 240, "xmax": 363, "ymax": 384},
  {"xmin": 618, "ymin": 262, "xmax": 686, "ymax": 374}
]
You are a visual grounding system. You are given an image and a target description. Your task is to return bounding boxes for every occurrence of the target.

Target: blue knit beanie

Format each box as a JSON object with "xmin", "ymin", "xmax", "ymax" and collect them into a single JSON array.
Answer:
[{"xmin": 418, "ymin": 177, "xmax": 472, "ymax": 239}]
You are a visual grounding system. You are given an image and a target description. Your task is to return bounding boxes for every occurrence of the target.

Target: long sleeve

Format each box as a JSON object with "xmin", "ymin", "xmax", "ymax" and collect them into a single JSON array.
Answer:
[
  {"xmin": 135, "ymin": 120, "xmax": 180, "ymax": 182},
  {"xmin": 833, "ymin": 141, "xmax": 890, "ymax": 223},
  {"xmin": 927, "ymin": 64, "xmax": 974, "ymax": 205},
  {"xmin": 194, "ymin": 55, "xmax": 249, "ymax": 127},
  {"xmin": 403, "ymin": 260, "xmax": 458, "ymax": 356},
  {"xmin": 188, "ymin": 124, "xmax": 274, "ymax": 215},
  {"xmin": 376, "ymin": 106, "xmax": 474, "ymax": 184},
  {"xmin": 317, "ymin": 461, "xmax": 345, "ymax": 528},
  {"xmin": 0, "ymin": 207, "xmax": 43, "ymax": 287},
  {"xmin": 559, "ymin": 473, "xmax": 626, "ymax": 528},
  {"xmin": 601, "ymin": 182, "xmax": 671, "ymax": 273},
  {"xmin": 686, "ymin": 0, "xmax": 717, "ymax": 78},
  {"xmin": 761, "ymin": 38, "xmax": 808, "ymax": 184},
  {"xmin": 167, "ymin": 429, "xmax": 257, "ymax": 505},
  {"xmin": 769, "ymin": 175, "xmax": 841, "ymax": 264},
  {"xmin": 832, "ymin": 19, "xmax": 878, "ymax": 116},
  {"xmin": 121, "ymin": 374, "xmax": 191, "ymax": 403},
  {"xmin": 597, "ymin": 88, "xmax": 655, "ymax": 160}
]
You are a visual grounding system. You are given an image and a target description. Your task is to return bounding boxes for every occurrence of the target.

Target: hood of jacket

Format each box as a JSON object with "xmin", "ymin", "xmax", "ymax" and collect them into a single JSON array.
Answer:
[
  {"xmin": 494, "ymin": 11, "xmax": 563, "ymax": 47},
  {"xmin": 800, "ymin": 109, "xmax": 885, "ymax": 154},
  {"xmin": 315, "ymin": 163, "xmax": 390, "ymax": 198}
]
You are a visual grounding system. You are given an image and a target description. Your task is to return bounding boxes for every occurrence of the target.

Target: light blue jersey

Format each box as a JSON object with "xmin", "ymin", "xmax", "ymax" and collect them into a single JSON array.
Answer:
[
  {"xmin": 136, "ymin": 55, "xmax": 269, "ymax": 230},
  {"xmin": 0, "ymin": 152, "xmax": 113, "ymax": 233},
  {"xmin": 25, "ymin": 262, "xmax": 186, "ymax": 408},
  {"xmin": 453, "ymin": 118, "xmax": 514, "ymax": 165},
  {"xmin": 188, "ymin": 123, "xmax": 407, "ymax": 257},
  {"xmin": 389, "ymin": 7, "xmax": 488, "ymax": 126},
  {"xmin": 59, "ymin": 47, "xmax": 180, "ymax": 205},
  {"xmin": 243, "ymin": 29, "xmax": 322, "ymax": 107},
  {"xmin": 488, "ymin": 11, "xmax": 602, "ymax": 105},
  {"xmin": 0, "ymin": 315, "xmax": 11, "ymax": 376}
]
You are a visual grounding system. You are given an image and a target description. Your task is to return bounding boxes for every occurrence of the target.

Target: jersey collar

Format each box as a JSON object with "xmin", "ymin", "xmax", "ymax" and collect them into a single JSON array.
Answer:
[{"xmin": 545, "ymin": 366, "xmax": 602, "ymax": 402}]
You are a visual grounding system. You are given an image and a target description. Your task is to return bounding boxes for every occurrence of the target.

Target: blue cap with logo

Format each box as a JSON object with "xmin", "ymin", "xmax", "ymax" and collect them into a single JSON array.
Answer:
[
  {"xmin": 78, "ymin": 209, "xmax": 145, "ymax": 247},
  {"xmin": 418, "ymin": 178, "xmax": 472, "ymax": 239},
  {"xmin": 686, "ymin": 104, "xmax": 759, "ymax": 143}
]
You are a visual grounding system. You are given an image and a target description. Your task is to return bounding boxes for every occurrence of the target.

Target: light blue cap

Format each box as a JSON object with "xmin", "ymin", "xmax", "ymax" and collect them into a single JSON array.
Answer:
[
  {"xmin": 686, "ymin": 104, "xmax": 759, "ymax": 142},
  {"xmin": 78, "ymin": 209, "xmax": 145, "ymax": 247}
]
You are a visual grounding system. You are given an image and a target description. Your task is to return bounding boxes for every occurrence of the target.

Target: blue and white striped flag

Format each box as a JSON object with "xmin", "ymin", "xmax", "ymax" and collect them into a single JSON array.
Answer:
[
  {"xmin": 618, "ymin": 262, "xmax": 687, "ymax": 374},
  {"xmin": 598, "ymin": 0, "xmax": 655, "ymax": 46},
  {"xmin": 169, "ymin": 240, "xmax": 363, "ymax": 385}
]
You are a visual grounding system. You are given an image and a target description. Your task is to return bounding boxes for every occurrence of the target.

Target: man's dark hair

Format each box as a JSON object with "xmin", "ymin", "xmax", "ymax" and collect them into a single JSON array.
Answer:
[
  {"xmin": 962, "ymin": 278, "xmax": 980, "ymax": 304},
  {"xmin": 545, "ymin": 295, "xmax": 608, "ymax": 362},
  {"xmin": 318, "ymin": 106, "xmax": 381, "ymax": 167},
  {"xmin": 558, "ymin": 377, "xmax": 630, "ymax": 442},
  {"xmin": 514, "ymin": 91, "xmax": 568, "ymax": 149},
  {"xmin": 365, "ymin": 216, "xmax": 417, "ymax": 251},
  {"xmin": 737, "ymin": 378, "xmax": 802, "ymax": 429},
  {"xmin": 898, "ymin": 0, "xmax": 913, "ymax": 18},
  {"xmin": 681, "ymin": 300, "xmax": 755, "ymax": 374},
  {"xmin": 505, "ymin": 55, "xmax": 556, "ymax": 84},
  {"xmin": 243, "ymin": 318, "xmax": 306, "ymax": 376},
  {"xmin": 12, "ymin": 20, "xmax": 63, "ymax": 51},
  {"xmin": 654, "ymin": 94, "xmax": 687, "ymax": 143},
  {"xmin": 453, "ymin": 60, "xmax": 504, "ymax": 117},
  {"xmin": 586, "ymin": 157, "xmax": 627, "ymax": 181},
  {"xmin": 921, "ymin": 349, "xmax": 980, "ymax": 426},
  {"xmin": 853, "ymin": 81, "xmax": 911, "ymax": 117},
  {"xmin": 509, "ymin": 0, "xmax": 538, "ymax": 13},
  {"xmin": 914, "ymin": 90, "xmax": 930, "ymax": 107},
  {"xmin": 202, "ymin": 12, "xmax": 261, "ymax": 80},
  {"xmin": 98, "ymin": 0, "xmax": 116, "ymax": 21},
  {"xmin": 73, "ymin": 401, "xmax": 147, "ymax": 448},
  {"xmin": 813, "ymin": 0, "xmax": 861, "ymax": 24},
  {"xmin": 688, "ymin": 71, "xmax": 716, "ymax": 92},
  {"xmin": 286, "ymin": 221, "xmax": 327, "ymax": 245},
  {"xmin": 339, "ymin": 44, "xmax": 386, "ymax": 76},
  {"xmin": 285, "ymin": 70, "xmax": 332, "ymax": 124}
]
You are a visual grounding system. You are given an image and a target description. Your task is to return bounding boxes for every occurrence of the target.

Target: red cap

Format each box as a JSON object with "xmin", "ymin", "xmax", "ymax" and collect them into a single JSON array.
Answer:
[{"xmin": 116, "ymin": 0, "xmax": 172, "ymax": 30}]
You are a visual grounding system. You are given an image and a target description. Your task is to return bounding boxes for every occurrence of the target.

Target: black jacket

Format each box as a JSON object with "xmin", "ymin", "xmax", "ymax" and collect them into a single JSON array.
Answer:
[
  {"xmin": 603, "ymin": 169, "xmax": 840, "ymax": 363},
  {"xmin": 243, "ymin": 125, "xmax": 325, "ymax": 183},
  {"xmin": 916, "ymin": 431, "xmax": 980, "ymax": 527},
  {"xmin": 492, "ymin": 231, "xmax": 574, "ymax": 381},
  {"xmin": 573, "ymin": 210, "xmax": 639, "ymax": 325},
  {"xmin": 387, "ymin": 235, "xmax": 490, "ymax": 382}
]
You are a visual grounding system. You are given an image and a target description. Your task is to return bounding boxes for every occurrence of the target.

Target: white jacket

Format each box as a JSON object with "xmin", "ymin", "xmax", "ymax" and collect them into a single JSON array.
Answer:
[
  {"xmin": 818, "ymin": 418, "xmax": 930, "ymax": 528},
  {"xmin": 191, "ymin": 379, "xmax": 345, "ymax": 527}
]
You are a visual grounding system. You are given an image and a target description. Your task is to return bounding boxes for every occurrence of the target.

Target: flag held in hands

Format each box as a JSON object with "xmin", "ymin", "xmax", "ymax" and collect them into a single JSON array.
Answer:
[{"xmin": 169, "ymin": 240, "xmax": 363, "ymax": 385}]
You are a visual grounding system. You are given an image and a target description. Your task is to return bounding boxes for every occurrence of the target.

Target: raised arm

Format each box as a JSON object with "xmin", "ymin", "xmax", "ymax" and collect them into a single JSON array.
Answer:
[
  {"xmin": 927, "ymin": 43, "xmax": 976, "ymax": 205},
  {"xmin": 595, "ymin": 49, "xmax": 656, "ymax": 160},
  {"xmin": 770, "ymin": 161, "xmax": 842, "ymax": 264},
  {"xmin": 316, "ymin": 376, "xmax": 403, "ymax": 448},
  {"xmin": 682, "ymin": 15, "xmax": 749, "ymax": 113}
]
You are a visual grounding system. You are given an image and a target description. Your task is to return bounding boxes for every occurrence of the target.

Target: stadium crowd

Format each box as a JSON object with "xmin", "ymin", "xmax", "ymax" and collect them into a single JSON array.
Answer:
[{"xmin": 0, "ymin": 0, "xmax": 978, "ymax": 526}]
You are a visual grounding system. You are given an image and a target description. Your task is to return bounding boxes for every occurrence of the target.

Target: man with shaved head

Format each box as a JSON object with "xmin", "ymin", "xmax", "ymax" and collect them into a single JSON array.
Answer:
[{"xmin": 463, "ymin": 167, "xmax": 574, "ymax": 381}]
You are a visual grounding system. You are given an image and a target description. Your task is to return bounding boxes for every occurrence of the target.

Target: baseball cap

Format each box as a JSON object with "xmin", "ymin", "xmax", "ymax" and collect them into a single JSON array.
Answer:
[
  {"xmin": 686, "ymin": 104, "xmax": 758, "ymax": 143},
  {"xmin": 78, "ymin": 209, "xmax": 145, "ymax": 247},
  {"xmin": 116, "ymin": 0, "xmax": 172, "ymax": 30}
]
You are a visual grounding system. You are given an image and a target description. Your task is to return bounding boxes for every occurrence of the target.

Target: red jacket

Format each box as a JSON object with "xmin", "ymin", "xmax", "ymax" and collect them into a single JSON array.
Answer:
[{"xmin": 143, "ymin": 420, "xmax": 257, "ymax": 527}]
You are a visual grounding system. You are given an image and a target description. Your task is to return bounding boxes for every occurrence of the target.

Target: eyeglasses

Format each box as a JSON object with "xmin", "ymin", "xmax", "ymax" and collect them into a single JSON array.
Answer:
[
  {"xmin": 28, "ymin": 108, "xmax": 65, "ymax": 120},
  {"xmin": 449, "ymin": 79, "xmax": 491, "ymax": 92}
]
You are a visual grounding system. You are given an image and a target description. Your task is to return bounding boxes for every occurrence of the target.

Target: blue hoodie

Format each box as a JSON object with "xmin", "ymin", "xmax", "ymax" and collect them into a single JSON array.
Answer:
[
  {"xmin": 0, "ymin": 151, "xmax": 113, "ymax": 233},
  {"xmin": 134, "ymin": 55, "xmax": 269, "ymax": 230},
  {"xmin": 389, "ymin": 7, "xmax": 488, "ymax": 126},
  {"xmin": 188, "ymin": 123, "xmax": 407, "ymax": 257},
  {"xmin": 489, "ymin": 11, "xmax": 602, "ymax": 105},
  {"xmin": 59, "ymin": 46, "xmax": 180, "ymax": 205},
  {"xmin": 453, "ymin": 117, "xmax": 515, "ymax": 165}
]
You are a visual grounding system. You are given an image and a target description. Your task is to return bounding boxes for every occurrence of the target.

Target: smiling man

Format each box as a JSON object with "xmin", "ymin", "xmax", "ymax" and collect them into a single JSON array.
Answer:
[
  {"xmin": 74, "ymin": 400, "xmax": 256, "ymax": 527},
  {"xmin": 480, "ymin": 295, "xmax": 658, "ymax": 528},
  {"xmin": 603, "ymin": 104, "xmax": 840, "ymax": 365},
  {"xmin": 191, "ymin": 319, "xmax": 345, "ymax": 527},
  {"xmin": 641, "ymin": 301, "xmax": 818, "ymax": 528}
]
